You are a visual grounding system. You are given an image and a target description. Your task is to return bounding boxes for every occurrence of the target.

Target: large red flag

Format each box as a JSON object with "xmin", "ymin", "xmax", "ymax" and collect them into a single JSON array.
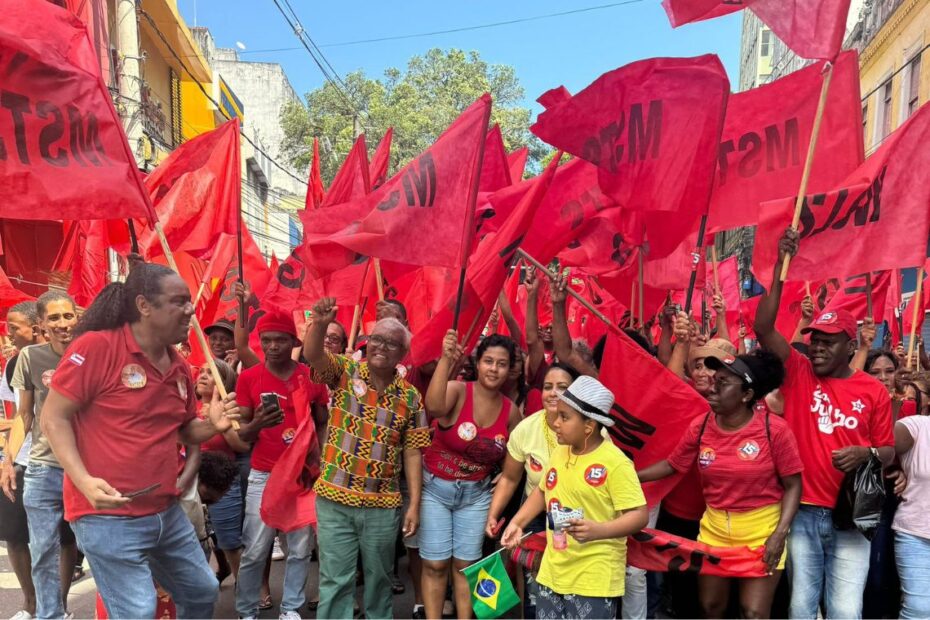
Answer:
[
  {"xmin": 822, "ymin": 271, "xmax": 892, "ymax": 321},
  {"xmin": 65, "ymin": 0, "xmax": 110, "ymax": 85},
  {"xmin": 409, "ymin": 152, "xmax": 560, "ymax": 365},
  {"xmin": 369, "ymin": 128, "xmax": 393, "ymax": 190},
  {"xmin": 205, "ymin": 226, "xmax": 274, "ymax": 331},
  {"xmin": 884, "ymin": 270, "xmax": 903, "ymax": 345},
  {"xmin": 531, "ymin": 56, "xmax": 729, "ymax": 221},
  {"xmin": 753, "ymin": 103, "xmax": 930, "ymax": 291},
  {"xmin": 306, "ymin": 137, "xmax": 325, "ymax": 210},
  {"xmin": 628, "ymin": 528, "xmax": 767, "ymax": 577},
  {"xmin": 63, "ymin": 220, "xmax": 110, "ymax": 308},
  {"xmin": 0, "ymin": 1, "xmax": 153, "ymax": 221},
  {"xmin": 479, "ymin": 124, "xmax": 512, "ymax": 192},
  {"xmin": 903, "ymin": 260, "xmax": 930, "ymax": 337},
  {"xmin": 321, "ymin": 134, "xmax": 370, "ymax": 208},
  {"xmin": 707, "ymin": 52, "xmax": 863, "ymax": 233},
  {"xmin": 558, "ymin": 209, "xmax": 638, "ymax": 276},
  {"xmin": 507, "ymin": 147, "xmax": 529, "ymax": 182},
  {"xmin": 599, "ymin": 330, "xmax": 709, "ymax": 505},
  {"xmin": 138, "ymin": 119, "xmax": 241, "ymax": 259},
  {"xmin": 301, "ymin": 95, "xmax": 492, "ymax": 275},
  {"xmin": 0, "ymin": 263, "xmax": 34, "ymax": 309},
  {"xmin": 662, "ymin": 0, "xmax": 852, "ymax": 60}
]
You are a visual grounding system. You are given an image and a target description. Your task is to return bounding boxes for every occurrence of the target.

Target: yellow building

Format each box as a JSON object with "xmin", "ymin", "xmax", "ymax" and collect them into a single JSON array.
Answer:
[{"xmin": 859, "ymin": 0, "xmax": 929, "ymax": 153}]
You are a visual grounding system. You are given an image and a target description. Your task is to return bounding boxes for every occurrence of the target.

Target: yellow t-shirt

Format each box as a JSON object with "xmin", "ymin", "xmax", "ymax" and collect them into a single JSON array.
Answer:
[
  {"xmin": 536, "ymin": 438, "xmax": 646, "ymax": 598},
  {"xmin": 507, "ymin": 410, "xmax": 557, "ymax": 497}
]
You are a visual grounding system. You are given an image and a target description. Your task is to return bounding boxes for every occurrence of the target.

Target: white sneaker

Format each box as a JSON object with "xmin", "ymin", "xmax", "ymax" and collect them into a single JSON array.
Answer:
[
  {"xmin": 10, "ymin": 612, "xmax": 33, "ymax": 620},
  {"xmin": 271, "ymin": 536, "xmax": 285, "ymax": 561},
  {"xmin": 279, "ymin": 612, "xmax": 301, "ymax": 620},
  {"xmin": 64, "ymin": 614, "xmax": 74, "ymax": 620}
]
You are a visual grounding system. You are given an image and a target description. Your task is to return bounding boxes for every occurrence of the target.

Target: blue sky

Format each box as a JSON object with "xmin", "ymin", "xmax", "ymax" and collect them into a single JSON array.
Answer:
[{"xmin": 178, "ymin": 1, "xmax": 742, "ymax": 116}]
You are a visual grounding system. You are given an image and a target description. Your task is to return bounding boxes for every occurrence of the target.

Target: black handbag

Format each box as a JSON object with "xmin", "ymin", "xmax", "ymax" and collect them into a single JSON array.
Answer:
[{"xmin": 833, "ymin": 453, "xmax": 886, "ymax": 540}]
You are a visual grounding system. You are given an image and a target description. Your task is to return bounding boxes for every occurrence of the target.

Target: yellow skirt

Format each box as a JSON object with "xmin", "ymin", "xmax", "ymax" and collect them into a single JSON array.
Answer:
[{"xmin": 697, "ymin": 503, "xmax": 787, "ymax": 570}]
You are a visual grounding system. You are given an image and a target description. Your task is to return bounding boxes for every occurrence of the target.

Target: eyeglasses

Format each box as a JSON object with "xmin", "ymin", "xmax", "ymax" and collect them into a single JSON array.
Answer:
[
  {"xmin": 368, "ymin": 334, "xmax": 403, "ymax": 352},
  {"xmin": 324, "ymin": 334, "xmax": 345, "ymax": 344}
]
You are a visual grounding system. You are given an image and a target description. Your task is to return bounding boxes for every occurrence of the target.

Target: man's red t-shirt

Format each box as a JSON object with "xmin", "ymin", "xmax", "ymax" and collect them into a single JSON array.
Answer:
[
  {"xmin": 51, "ymin": 325, "xmax": 198, "ymax": 521},
  {"xmin": 781, "ymin": 349, "xmax": 894, "ymax": 507},
  {"xmin": 668, "ymin": 412, "xmax": 804, "ymax": 512},
  {"xmin": 236, "ymin": 363, "xmax": 325, "ymax": 472}
]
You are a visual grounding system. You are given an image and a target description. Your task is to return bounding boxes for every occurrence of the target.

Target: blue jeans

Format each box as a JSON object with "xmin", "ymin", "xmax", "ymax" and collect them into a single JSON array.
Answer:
[
  {"xmin": 23, "ymin": 463, "xmax": 75, "ymax": 619},
  {"xmin": 206, "ymin": 475, "xmax": 242, "ymax": 550},
  {"xmin": 787, "ymin": 505, "xmax": 870, "ymax": 619},
  {"xmin": 72, "ymin": 503, "xmax": 218, "ymax": 619},
  {"xmin": 418, "ymin": 471, "xmax": 491, "ymax": 562},
  {"xmin": 895, "ymin": 531, "xmax": 930, "ymax": 619},
  {"xmin": 235, "ymin": 469, "xmax": 312, "ymax": 618}
]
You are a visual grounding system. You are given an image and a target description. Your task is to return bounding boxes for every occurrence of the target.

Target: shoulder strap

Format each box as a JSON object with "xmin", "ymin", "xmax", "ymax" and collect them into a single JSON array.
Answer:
[
  {"xmin": 765, "ymin": 411, "xmax": 772, "ymax": 446},
  {"xmin": 697, "ymin": 411, "xmax": 713, "ymax": 443}
]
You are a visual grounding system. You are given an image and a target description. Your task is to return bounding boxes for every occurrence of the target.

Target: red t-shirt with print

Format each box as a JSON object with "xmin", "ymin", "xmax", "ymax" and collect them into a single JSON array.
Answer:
[
  {"xmin": 668, "ymin": 412, "xmax": 803, "ymax": 512},
  {"xmin": 781, "ymin": 348, "xmax": 894, "ymax": 507},
  {"xmin": 236, "ymin": 363, "xmax": 324, "ymax": 472}
]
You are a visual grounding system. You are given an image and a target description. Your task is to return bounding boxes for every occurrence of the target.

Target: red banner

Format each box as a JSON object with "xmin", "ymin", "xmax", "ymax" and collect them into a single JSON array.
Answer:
[
  {"xmin": 369, "ymin": 128, "xmax": 393, "ymax": 190},
  {"xmin": 0, "ymin": 1, "xmax": 153, "ymax": 222},
  {"xmin": 321, "ymin": 134, "xmax": 370, "ymax": 208},
  {"xmin": 628, "ymin": 528, "xmax": 767, "ymax": 577}
]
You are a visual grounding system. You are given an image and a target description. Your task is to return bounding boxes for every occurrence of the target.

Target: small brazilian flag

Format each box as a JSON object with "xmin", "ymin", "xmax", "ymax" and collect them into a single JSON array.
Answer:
[{"xmin": 461, "ymin": 552, "xmax": 520, "ymax": 619}]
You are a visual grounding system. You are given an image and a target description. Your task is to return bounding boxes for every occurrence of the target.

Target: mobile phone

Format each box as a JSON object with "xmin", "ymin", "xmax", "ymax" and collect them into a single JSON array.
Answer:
[
  {"xmin": 260, "ymin": 392, "xmax": 281, "ymax": 412},
  {"xmin": 123, "ymin": 482, "xmax": 161, "ymax": 499}
]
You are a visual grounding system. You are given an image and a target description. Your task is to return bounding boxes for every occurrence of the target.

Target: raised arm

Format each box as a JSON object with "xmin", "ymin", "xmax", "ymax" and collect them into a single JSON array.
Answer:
[
  {"xmin": 424, "ymin": 330, "xmax": 466, "ymax": 420},
  {"xmin": 851, "ymin": 317, "xmax": 877, "ymax": 371},
  {"xmin": 304, "ymin": 297, "xmax": 337, "ymax": 371},
  {"xmin": 790, "ymin": 295, "xmax": 815, "ymax": 345},
  {"xmin": 753, "ymin": 228, "xmax": 798, "ymax": 362},
  {"xmin": 233, "ymin": 282, "xmax": 261, "ymax": 369},
  {"xmin": 666, "ymin": 311, "xmax": 693, "ymax": 379},
  {"xmin": 550, "ymin": 272, "xmax": 599, "ymax": 377},
  {"xmin": 657, "ymin": 305, "xmax": 676, "ymax": 367},
  {"xmin": 524, "ymin": 268, "xmax": 545, "ymax": 379},
  {"xmin": 712, "ymin": 292, "xmax": 730, "ymax": 342}
]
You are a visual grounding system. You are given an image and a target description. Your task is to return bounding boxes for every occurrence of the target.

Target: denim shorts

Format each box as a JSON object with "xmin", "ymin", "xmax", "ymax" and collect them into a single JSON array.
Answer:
[
  {"xmin": 418, "ymin": 470, "xmax": 492, "ymax": 562},
  {"xmin": 206, "ymin": 475, "xmax": 243, "ymax": 550}
]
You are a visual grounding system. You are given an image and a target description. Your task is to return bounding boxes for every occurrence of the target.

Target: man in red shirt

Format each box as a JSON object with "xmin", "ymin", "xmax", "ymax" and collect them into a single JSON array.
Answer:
[
  {"xmin": 234, "ymin": 311, "xmax": 326, "ymax": 620},
  {"xmin": 754, "ymin": 229, "xmax": 894, "ymax": 620},
  {"xmin": 40, "ymin": 263, "xmax": 240, "ymax": 619}
]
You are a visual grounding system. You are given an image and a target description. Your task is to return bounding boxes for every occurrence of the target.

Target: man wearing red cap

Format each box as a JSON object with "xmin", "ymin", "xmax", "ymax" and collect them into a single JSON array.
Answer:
[
  {"xmin": 234, "ymin": 311, "xmax": 325, "ymax": 620},
  {"xmin": 755, "ymin": 229, "xmax": 894, "ymax": 620}
]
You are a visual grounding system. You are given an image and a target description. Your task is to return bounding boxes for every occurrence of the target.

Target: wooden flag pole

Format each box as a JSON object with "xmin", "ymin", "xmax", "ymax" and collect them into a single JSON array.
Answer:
[
  {"xmin": 907, "ymin": 268, "xmax": 923, "ymax": 370},
  {"xmin": 804, "ymin": 280, "xmax": 812, "ymax": 298},
  {"xmin": 637, "ymin": 250, "xmax": 644, "ymax": 331},
  {"xmin": 127, "ymin": 220, "xmax": 139, "ymax": 255},
  {"xmin": 710, "ymin": 241, "xmax": 721, "ymax": 294},
  {"xmin": 517, "ymin": 249, "xmax": 620, "ymax": 334},
  {"xmin": 154, "ymin": 222, "xmax": 238, "ymax": 429},
  {"xmin": 864, "ymin": 272, "xmax": 874, "ymax": 319},
  {"xmin": 780, "ymin": 63, "xmax": 834, "ymax": 282},
  {"xmin": 374, "ymin": 258, "xmax": 385, "ymax": 301},
  {"xmin": 348, "ymin": 259, "xmax": 374, "ymax": 350},
  {"xmin": 684, "ymin": 215, "xmax": 709, "ymax": 312}
]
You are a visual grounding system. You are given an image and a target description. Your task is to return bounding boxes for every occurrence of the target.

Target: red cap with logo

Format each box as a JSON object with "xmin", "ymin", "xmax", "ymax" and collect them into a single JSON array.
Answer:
[
  {"xmin": 801, "ymin": 309, "xmax": 857, "ymax": 339},
  {"xmin": 256, "ymin": 311, "xmax": 300, "ymax": 342}
]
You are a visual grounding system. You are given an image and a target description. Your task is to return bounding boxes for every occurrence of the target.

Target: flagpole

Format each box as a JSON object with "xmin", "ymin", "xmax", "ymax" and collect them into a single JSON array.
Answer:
[
  {"xmin": 780, "ymin": 62, "xmax": 834, "ymax": 282},
  {"xmin": 154, "ymin": 221, "xmax": 238, "ymax": 430},
  {"xmin": 907, "ymin": 267, "xmax": 923, "ymax": 370},
  {"xmin": 710, "ymin": 239, "xmax": 720, "ymax": 294},
  {"xmin": 374, "ymin": 258, "xmax": 385, "ymax": 301},
  {"xmin": 864, "ymin": 272, "xmax": 874, "ymax": 319},
  {"xmin": 517, "ymin": 249, "xmax": 621, "ymax": 335},
  {"xmin": 630, "ymin": 277, "xmax": 637, "ymax": 328},
  {"xmin": 236, "ymin": 206, "xmax": 247, "ymax": 328},
  {"xmin": 457, "ymin": 532, "xmax": 534, "ymax": 572},
  {"xmin": 701, "ymin": 293, "xmax": 708, "ymax": 335},
  {"xmin": 127, "ymin": 220, "xmax": 139, "ymax": 255},
  {"xmin": 348, "ymin": 259, "xmax": 374, "ymax": 350},
  {"xmin": 637, "ymin": 249, "xmax": 644, "ymax": 331},
  {"xmin": 684, "ymin": 214, "xmax": 709, "ymax": 313},
  {"xmin": 452, "ymin": 98, "xmax": 492, "ymax": 333}
]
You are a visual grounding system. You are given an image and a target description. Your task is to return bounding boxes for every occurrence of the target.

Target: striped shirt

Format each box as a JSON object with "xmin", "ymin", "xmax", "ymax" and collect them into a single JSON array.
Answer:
[{"xmin": 312, "ymin": 352, "xmax": 430, "ymax": 508}]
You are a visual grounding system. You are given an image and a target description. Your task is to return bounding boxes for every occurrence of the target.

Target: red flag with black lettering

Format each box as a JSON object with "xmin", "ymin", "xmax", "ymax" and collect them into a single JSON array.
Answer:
[
  {"xmin": 708, "ymin": 51, "xmax": 863, "ymax": 233},
  {"xmin": 300, "ymin": 95, "xmax": 492, "ymax": 275},
  {"xmin": 138, "ymin": 119, "xmax": 241, "ymax": 259},
  {"xmin": 306, "ymin": 137, "xmax": 325, "ymax": 210},
  {"xmin": 531, "ymin": 55, "xmax": 729, "ymax": 223},
  {"xmin": 628, "ymin": 528, "xmax": 767, "ymax": 577},
  {"xmin": 0, "ymin": 0, "xmax": 153, "ymax": 221},
  {"xmin": 662, "ymin": 0, "xmax": 852, "ymax": 60},
  {"xmin": 322, "ymin": 134, "xmax": 370, "ymax": 208},
  {"xmin": 753, "ymin": 104, "xmax": 930, "ymax": 291},
  {"xmin": 369, "ymin": 128, "xmax": 393, "ymax": 190},
  {"xmin": 599, "ymin": 329, "xmax": 709, "ymax": 505},
  {"xmin": 822, "ymin": 271, "xmax": 891, "ymax": 321}
]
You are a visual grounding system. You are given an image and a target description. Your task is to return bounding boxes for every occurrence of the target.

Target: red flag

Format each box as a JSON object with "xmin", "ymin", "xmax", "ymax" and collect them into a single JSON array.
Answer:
[
  {"xmin": 64, "ymin": 220, "xmax": 110, "ymax": 308},
  {"xmin": 822, "ymin": 271, "xmax": 891, "ymax": 321},
  {"xmin": 507, "ymin": 147, "xmax": 529, "ymax": 182},
  {"xmin": 206, "ymin": 226, "xmax": 274, "ymax": 330},
  {"xmin": 480, "ymin": 124, "xmax": 512, "ymax": 192},
  {"xmin": 0, "ymin": 264, "xmax": 34, "ymax": 309},
  {"xmin": 384, "ymin": 266, "xmax": 457, "ymax": 336},
  {"xmin": 741, "ymin": 282, "xmax": 814, "ymax": 341},
  {"xmin": 269, "ymin": 252, "xmax": 280, "ymax": 275},
  {"xmin": 2, "ymin": 221, "xmax": 67, "ymax": 298},
  {"xmin": 537, "ymin": 86, "xmax": 572, "ymax": 110},
  {"xmin": 558, "ymin": 209, "xmax": 637, "ymax": 275},
  {"xmin": 707, "ymin": 52, "xmax": 863, "ymax": 233},
  {"xmin": 662, "ymin": 0, "xmax": 852, "ymax": 60},
  {"xmin": 260, "ymin": 374, "xmax": 320, "ymax": 532},
  {"xmin": 885, "ymin": 270, "xmax": 903, "ymax": 345},
  {"xmin": 306, "ymin": 138, "xmax": 325, "ymax": 210},
  {"xmin": 409, "ymin": 152, "xmax": 560, "ymax": 365},
  {"xmin": 65, "ymin": 0, "xmax": 110, "ymax": 85},
  {"xmin": 321, "ymin": 134, "xmax": 370, "ymax": 208},
  {"xmin": 753, "ymin": 104, "xmax": 930, "ymax": 291},
  {"xmin": 301, "ymin": 95, "xmax": 492, "ymax": 274},
  {"xmin": 0, "ymin": 1, "xmax": 153, "ymax": 221},
  {"xmin": 903, "ymin": 261, "xmax": 930, "ymax": 336},
  {"xmin": 531, "ymin": 56, "xmax": 729, "ymax": 220},
  {"xmin": 138, "ymin": 119, "xmax": 241, "ymax": 259},
  {"xmin": 628, "ymin": 528, "xmax": 767, "ymax": 577},
  {"xmin": 599, "ymin": 330, "xmax": 709, "ymax": 505},
  {"xmin": 369, "ymin": 128, "xmax": 393, "ymax": 190}
]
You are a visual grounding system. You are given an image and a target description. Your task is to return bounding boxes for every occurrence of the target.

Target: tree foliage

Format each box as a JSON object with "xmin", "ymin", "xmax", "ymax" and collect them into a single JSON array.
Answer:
[{"xmin": 280, "ymin": 49, "xmax": 546, "ymax": 183}]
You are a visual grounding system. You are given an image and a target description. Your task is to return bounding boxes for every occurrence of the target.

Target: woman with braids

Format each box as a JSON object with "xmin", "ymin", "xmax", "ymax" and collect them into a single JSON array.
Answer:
[
  {"xmin": 422, "ymin": 331, "xmax": 521, "ymax": 619},
  {"xmin": 637, "ymin": 350, "xmax": 803, "ymax": 619},
  {"xmin": 41, "ymin": 263, "xmax": 241, "ymax": 618}
]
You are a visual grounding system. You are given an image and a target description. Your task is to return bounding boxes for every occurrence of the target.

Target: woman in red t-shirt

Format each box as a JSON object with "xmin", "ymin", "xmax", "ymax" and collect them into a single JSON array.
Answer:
[
  {"xmin": 422, "ymin": 331, "xmax": 522, "ymax": 620},
  {"xmin": 638, "ymin": 350, "xmax": 803, "ymax": 619}
]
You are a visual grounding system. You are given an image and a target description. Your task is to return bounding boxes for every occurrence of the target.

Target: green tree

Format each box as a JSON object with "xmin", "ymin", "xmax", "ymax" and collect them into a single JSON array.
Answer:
[{"xmin": 280, "ymin": 48, "xmax": 546, "ymax": 183}]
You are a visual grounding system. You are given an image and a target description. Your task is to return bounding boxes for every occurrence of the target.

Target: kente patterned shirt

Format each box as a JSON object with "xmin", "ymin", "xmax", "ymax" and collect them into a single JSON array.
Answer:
[{"xmin": 312, "ymin": 352, "xmax": 431, "ymax": 508}]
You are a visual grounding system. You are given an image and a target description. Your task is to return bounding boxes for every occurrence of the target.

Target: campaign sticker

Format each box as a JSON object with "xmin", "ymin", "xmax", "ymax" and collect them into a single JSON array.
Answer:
[
  {"xmin": 698, "ymin": 446, "xmax": 716, "ymax": 468},
  {"xmin": 738, "ymin": 441, "xmax": 761, "ymax": 461},
  {"xmin": 584, "ymin": 464, "xmax": 608, "ymax": 487},
  {"xmin": 545, "ymin": 467, "xmax": 558, "ymax": 490},
  {"xmin": 120, "ymin": 364, "xmax": 147, "ymax": 389}
]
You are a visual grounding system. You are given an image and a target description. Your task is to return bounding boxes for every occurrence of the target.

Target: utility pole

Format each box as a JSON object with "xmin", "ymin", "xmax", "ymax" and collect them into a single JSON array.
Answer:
[{"xmin": 117, "ymin": 0, "xmax": 144, "ymax": 166}]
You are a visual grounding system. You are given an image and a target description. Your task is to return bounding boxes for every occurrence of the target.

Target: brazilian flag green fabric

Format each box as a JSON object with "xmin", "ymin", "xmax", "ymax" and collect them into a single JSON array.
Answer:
[{"xmin": 462, "ymin": 553, "xmax": 520, "ymax": 619}]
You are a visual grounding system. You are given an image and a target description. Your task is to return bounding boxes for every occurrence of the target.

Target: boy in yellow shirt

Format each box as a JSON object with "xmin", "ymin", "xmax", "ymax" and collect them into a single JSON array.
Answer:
[{"xmin": 502, "ymin": 375, "xmax": 648, "ymax": 619}]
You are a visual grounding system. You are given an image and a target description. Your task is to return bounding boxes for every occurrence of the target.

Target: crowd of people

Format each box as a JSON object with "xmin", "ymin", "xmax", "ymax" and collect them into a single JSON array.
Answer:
[{"xmin": 0, "ymin": 227, "xmax": 927, "ymax": 620}]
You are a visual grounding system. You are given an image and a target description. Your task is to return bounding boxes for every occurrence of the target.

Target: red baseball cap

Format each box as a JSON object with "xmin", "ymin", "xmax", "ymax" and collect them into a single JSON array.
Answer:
[
  {"xmin": 256, "ymin": 311, "xmax": 300, "ymax": 343},
  {"xmin": 801, "ymin": 309, "xmax": 857, "ymax": 339}
]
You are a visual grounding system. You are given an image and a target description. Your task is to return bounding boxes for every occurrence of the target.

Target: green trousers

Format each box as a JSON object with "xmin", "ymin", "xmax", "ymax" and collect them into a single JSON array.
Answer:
[{"xmin": 316, "ymin": 496, "xmax": 401, "ymax": 619}]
